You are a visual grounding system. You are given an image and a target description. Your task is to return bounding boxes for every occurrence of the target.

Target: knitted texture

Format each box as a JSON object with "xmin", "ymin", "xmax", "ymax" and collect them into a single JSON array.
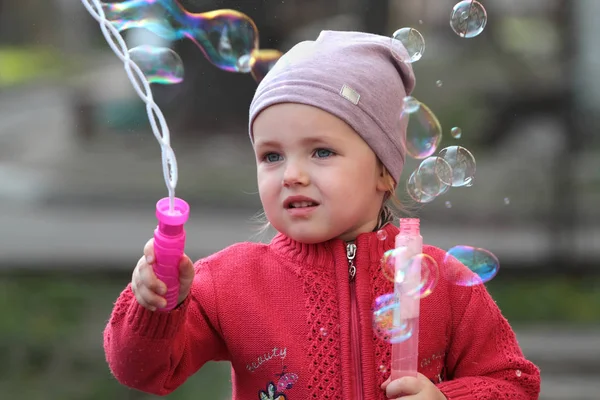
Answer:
[{"xmin": 104, "ymin": 224, "xmax": 540, "ymax": 399}]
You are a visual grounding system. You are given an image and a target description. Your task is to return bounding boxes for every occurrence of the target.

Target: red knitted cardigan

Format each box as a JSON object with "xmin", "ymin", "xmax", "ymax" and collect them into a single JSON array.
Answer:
[{"xmin": 104, "ymin": 223, "xmax": 541, "ymax": 399}]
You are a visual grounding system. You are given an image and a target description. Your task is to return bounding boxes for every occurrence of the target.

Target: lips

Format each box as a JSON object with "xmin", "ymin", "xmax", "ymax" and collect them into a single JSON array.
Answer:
[{"xmin": 284, "ymin": 196, "xmax": 320, "ymax": 209}]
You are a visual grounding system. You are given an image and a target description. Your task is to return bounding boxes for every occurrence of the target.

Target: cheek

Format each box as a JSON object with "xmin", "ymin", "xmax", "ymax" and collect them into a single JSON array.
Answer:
[{"xmin": 257, "ymin": 170, "xmax": 280, "ymax": 200}]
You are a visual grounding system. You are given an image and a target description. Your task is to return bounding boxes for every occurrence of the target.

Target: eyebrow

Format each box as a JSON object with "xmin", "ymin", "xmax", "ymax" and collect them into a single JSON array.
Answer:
[{"xmin": 254, "ymin": 136, "xmax": 333, "ymax": 148}]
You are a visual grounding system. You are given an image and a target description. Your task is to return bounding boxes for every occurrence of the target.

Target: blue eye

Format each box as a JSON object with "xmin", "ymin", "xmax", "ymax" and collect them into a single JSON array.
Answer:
[
  {"xmin": 314, "ymin": 148, "xmax": 334, "ymax": 158},
  {"xmin": 263, "ymin": 153, "xmax": 282, "ymax": 163}
]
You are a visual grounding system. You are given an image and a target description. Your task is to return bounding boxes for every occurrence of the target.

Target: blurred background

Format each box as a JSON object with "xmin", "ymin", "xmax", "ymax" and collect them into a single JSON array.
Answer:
[{"xmin": 0, "ymin": 0, "xmax": 599, "ymax": 399}]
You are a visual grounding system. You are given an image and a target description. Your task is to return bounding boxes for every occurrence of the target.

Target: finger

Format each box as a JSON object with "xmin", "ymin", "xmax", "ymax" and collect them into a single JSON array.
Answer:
[
  {"xmin": 179, "ymin": 255, "xmax": 195, "ymax": 284},
  {"xmin": 131, "ymin": 257, "xmax": 145, "ymax": 292},
  {"xmin": 138, "ymin": 261, "xmax": 167, "ymax": 295},
  {"xmin": 137, "ymin": 284, "xmax": 167, "ymax": 310},
  {"xmin": 395, "ymin": 395, "xmax": 419, "ymax": 400},
  {"xmin": 143, "ymin": 238, "xmax": 155, "ymax": 264},
  {"xmin": 386, "ymin": 377, "xmax": 421, "ymax": 398},
  {"xmin": 131, "ymin": 271, "xmax": 162, "ymax": 310},
  {"xmin": 381, "ymin": 377, "xmax": 391, "ymax": 390}
]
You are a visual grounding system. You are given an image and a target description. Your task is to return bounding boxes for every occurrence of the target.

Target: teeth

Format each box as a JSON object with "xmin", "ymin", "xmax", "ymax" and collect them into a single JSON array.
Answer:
[{"xmin": 290, "ymin": 201, "xmax": 316, "ymax": 208}]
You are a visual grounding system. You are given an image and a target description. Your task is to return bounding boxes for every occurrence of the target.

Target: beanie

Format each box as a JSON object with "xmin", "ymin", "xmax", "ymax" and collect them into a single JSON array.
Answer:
[{"xmin": 248, "ymin": 30, "xmax": 416, "ymax": 184}]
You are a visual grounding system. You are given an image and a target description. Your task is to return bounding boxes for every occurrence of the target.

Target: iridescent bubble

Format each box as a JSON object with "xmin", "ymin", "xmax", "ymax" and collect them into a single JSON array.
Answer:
[
  {"xmin": 102, "ymin": 0, "xmax": 267, "ymax": 72},
  {"xmin": 450, "ymin": 0, "xmax": 488, "ymax": 39},
  {"xmin": 504, "ymin": 197, "xmax": 510, "ymax": 205},
  {"xmin": 515, "ymin": 370, "xmax": 522, "ymax": 377},
  {"xmin": 443, "ymin": 245, "xmax": 500, "ymax": 286},
  {"xmin": 249, "ymin": 49, "xmax": 283, "ymax": 84},
  {"xmin": 380, "ymin": 250, "xmax": 438, "ymax": 299},
  {"xmin": 402, "ymin": 96, "xmax": 421, "ymax": 114},
  {"xmin": 372, "ymin": 293, "xmax": 414, "ymax": 344},
  {"xmin": 436, "ymin": 80, "xmax": 443, "ymax": 87},
  {"xmin": 319, "ymin": 327, "xmax": 328, "ymax": 336},
  {"xmin": 406, "ymin": 170, "xmax": 436, "ymax": 203},
  {"xmin": 445, "ymin": 201, "xmax": 452, "ymax": 208},
  {"xmin": 379, "ymin": 365, "xmax": 388, "ymax": 374},
  {"xmin": 438, "ymin": 146, "xmax": 476, "ymax": 187},
  {"xmin": 128, "ymin": 45, "xmax": 184, "ymax": 84},
  {"xmin": 377, "ymin": 230, "xmax": 388, "ymax": 241},
  {"xmin": 450, "ymin": 127, "xmax": 462, "ymax": 139},
  {"xmin": 391, "ymin": 27, "xmax": 425, "ymax": 63},
  {"xmin": 405, "ymin": 101, "xmax": 443, "ymax": 159},
  {"xmin": 415, "ymin": 156, "xmax": 453, "ymax": 197}
]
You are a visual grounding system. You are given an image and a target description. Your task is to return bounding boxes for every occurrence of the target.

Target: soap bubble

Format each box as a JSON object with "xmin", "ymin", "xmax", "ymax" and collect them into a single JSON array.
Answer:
[
  {"xmin": 391, "ymin": 27, "xmax": 425, "ymax": 63},
  {"xmin": 450, "ymin": 0, "xmax": 488, "ymax": 38},
  {"xmin": 372, "ymin": 293, "xmax": 414, "ymax": 344},
  {"xmin": 402, "ymin": 96, "xmax": 421, "ymax": 114},
  {"xmin": 436, "ymin": 80, "xmax": 443, "ymax": 87},
  {"xmin": 443, "ymin": 245, "xmax": 499, "ymax": 286},
  {"xmin": 445, "ymin": 201, "xmax": 452, "ymax": 208},
  {"xmin": 438, "ymin": 146, "xmax": 476, "ymax": 187},
  {"xmin": 102, "ymin": 0, "xmax": 268, "ymax": 72},
  {"xmin": 450, "ymin": 127, "xmax": 462, "ymax": 139},
  {"xmin": 504, "ymin": 197, "xmax": 510, "ymax": 205},
  {"xmin": 380, "ymin": 250, "xmax": 438, "ymax": 299},
  {"xmin": 406, "ymin": 170, "xmax": 436, "ymax": 203},
  {"xmin": 377, "ymin": 230, "xmax": 388, "ymax": 241},
  {"xmin": 405, "ymin": 101, "xmax": 443, "ymax": 159},
  {"xmin": 128, "ymin": 45, "xmax": 184, "ymax": 84},
  {"xmin": 415, "ymin": 156, "xmax": 453, "ymax": 197},
  {"xmin": 248, "ymin": 49, "xmax": 283, "ymax": 84}
]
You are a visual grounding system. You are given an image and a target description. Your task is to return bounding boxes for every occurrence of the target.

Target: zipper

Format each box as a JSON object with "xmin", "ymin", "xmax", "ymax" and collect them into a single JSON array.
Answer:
[{"xmin": 347, "ymin": 243, "xmax": 364, "ymax": 400}]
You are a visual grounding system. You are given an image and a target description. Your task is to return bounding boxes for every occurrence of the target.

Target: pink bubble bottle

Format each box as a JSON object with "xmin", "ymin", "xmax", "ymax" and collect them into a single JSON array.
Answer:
[
  {"xmin": 391, "ymin": 218, "xmax": 422, "ymax": 380},
  {"xmin": 153, "ymin": 197, "xmax": 190, "ymax": 311}
]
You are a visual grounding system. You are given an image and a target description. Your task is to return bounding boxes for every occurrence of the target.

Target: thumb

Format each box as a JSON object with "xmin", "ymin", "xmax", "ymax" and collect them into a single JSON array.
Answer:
[
  {"xmin": 179, "ymin": 254, "xmax": 195, "ymax": 284},
  {"xmin": 177, "ymin": 255, "xmax": 194, "ymax": 304},
  {"xmin": 381, "ymin": 377, "xmax": 391, "ymax": 390}
]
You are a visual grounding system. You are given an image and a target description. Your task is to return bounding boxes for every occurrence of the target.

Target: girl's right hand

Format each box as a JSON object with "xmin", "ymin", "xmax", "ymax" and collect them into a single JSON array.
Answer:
[{"xmin": 131, "ymin": 238, "xmax": 195, "ymax": 311}]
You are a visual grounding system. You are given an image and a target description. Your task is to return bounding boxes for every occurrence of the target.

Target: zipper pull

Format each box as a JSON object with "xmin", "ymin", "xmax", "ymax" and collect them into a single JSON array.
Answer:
[{"xmin": 347, "ymin": 243, "xmax": 357, "ymax": 281}]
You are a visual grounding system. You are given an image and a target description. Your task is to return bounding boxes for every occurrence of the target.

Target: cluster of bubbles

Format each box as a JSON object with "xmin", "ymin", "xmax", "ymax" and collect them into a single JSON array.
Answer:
[
  {"xmin": 101, "ymin": 0, "xmax": 283, "ymax": 85},
  {"xmin": 372, "ymin": 1, "xmax": 494, "ymax": 347},
  {"xmin": 372, "ymin": 231, "xmax": 500, "ymax": 344},
  {"xmin": 390, "ymin": 1, "xmax": 488, "ymax": 204}
]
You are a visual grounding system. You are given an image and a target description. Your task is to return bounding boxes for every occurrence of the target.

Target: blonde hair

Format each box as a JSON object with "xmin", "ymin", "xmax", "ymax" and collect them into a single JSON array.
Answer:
[{"xmin": 250, "ymin": 163, "xmax": 410, "ymax": 237}]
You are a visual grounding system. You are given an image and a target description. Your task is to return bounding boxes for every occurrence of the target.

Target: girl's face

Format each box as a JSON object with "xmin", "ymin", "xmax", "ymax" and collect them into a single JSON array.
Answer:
[{"xmin": 253, "ymin": 103, "xmax": 388, "ymax": 243}]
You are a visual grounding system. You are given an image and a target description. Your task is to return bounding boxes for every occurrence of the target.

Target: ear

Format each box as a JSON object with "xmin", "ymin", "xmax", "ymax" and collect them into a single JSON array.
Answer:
[{"xmin": 376, "ymin": 164, "xmax": 393, "ymax": 193}]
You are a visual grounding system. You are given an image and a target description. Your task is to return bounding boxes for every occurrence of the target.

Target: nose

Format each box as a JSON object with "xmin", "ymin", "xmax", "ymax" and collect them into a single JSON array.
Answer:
[{"xmin": 282, "ymin": 160, "xmax": 310, "ymax": 187}]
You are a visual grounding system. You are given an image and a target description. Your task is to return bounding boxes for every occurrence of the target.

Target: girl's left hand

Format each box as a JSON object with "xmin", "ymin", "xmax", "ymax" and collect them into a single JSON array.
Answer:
[{"xmin": 381, "ymin": 373, "xmax": 448, "ymax": 399}]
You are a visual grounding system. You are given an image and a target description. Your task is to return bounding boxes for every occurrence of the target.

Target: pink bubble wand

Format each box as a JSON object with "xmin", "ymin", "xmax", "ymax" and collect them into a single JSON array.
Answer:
[{"xmin": 81, "ymin": 0, "xmax": 190, "ymax": 310}]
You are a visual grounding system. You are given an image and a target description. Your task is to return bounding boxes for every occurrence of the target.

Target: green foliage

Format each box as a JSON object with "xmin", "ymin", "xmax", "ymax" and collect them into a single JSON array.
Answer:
[
  {"xmin": 0, "ymin": 275, "xmax": 231, "ymax": 399},
  {"xmin": 487, "ymin": 276, "xmax": 600, "ymax": 324}
]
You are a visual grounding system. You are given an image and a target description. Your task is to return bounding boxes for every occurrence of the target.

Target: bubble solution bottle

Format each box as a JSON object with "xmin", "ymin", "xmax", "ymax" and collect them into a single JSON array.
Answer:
[
  {"xmin": 153, "ymin": 197, "xmax": 190, "ymax": 311},
  {"xmin": 390, "ymin": 218, "xmax": 422, "ymax": 380}
]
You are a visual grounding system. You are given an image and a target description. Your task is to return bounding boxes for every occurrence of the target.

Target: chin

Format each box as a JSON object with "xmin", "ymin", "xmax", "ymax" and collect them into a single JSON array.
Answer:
[{"xmin": 277, "ymin": 225, "xmax": 335, "ymax": 244}]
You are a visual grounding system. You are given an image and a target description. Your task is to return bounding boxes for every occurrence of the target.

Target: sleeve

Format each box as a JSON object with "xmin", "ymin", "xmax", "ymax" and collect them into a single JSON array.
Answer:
[
  {"xmin": 103, "ymin": 260, "xmax": 229, "ymax": 396},
  {"xmin": 436, "ymin": 282, "xmax": 541, "ymax": 400}
]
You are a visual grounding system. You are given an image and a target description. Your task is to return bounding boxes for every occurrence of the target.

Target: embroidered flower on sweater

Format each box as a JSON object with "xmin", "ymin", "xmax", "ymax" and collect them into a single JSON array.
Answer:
[
  {"xmin": 275, "ymin": 366, "xmax": 299, "ymax": 391},
  {"xmin": 259, "ymin": 382, "xmax": 287, "ymax": 400}
]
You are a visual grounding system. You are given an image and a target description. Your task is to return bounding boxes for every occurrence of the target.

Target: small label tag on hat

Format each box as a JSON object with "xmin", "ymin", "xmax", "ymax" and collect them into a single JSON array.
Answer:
[{"xmin": 340, "ymin": 84, "xmax": 360, "ymax": 105}]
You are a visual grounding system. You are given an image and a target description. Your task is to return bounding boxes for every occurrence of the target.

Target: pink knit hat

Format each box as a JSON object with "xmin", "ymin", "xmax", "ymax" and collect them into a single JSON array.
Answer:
[{"xmin": 248, "ymin": 30, "xmax": 416, "ymax": 184}]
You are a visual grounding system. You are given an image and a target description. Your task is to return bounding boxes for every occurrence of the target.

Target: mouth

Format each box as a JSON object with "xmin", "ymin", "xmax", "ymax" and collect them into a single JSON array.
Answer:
[
  {"xmin": 284, "ymin": 197, "xmax": 320, "ymax": 209},
  {"xmin": 287, "ymin": 201, "xmax": 319, "ymax": 209}
]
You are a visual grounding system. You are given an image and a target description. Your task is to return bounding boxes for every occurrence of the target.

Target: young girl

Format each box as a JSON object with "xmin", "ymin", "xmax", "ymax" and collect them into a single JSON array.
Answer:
[{"xmin": 104, "ymin": 30, "xmax": 541, "ymax": 399}]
